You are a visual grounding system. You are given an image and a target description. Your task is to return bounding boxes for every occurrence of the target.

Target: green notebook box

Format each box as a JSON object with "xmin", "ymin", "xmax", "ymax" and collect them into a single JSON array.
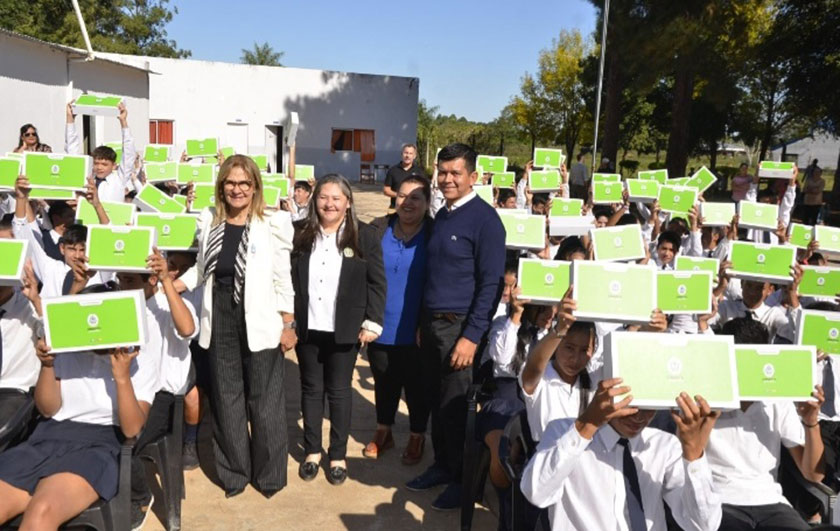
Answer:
[
  {"xmin": 85, "ymin": 224, "xmax": 155, "ymax": 272},
  {"xmin": 105, "ymin": 142, "xmax": 123, "ymax": 165},
  {"xmin": 533, "ymin": 148, "xmax": 565, "ymax": 169},
  {"xmin": 71, "ymin": 94, "xmax": 123, "ymax": 117},
  {"xmin": 220, "ymin": 147, "xmax": 235, "ymax": 159},
  {"xmin": 788, "ymin": 223, "xmax": 815, "ymax": 249},
  {"xmin": 735, "ymin": 345, "xmax": 817, "ymax": 401},
  {"xmin": 190, "ymin": 184, "xmax": 217, "ymax": 212},
  {"xmin": 144, "ymin": 161, "xmax": 178, "ymax": 183},
  {"xmin": 815, "ymin": 225, "xmax": 840, "ymax": 253},
  {"xmin": 626, "ymin": 179, "xmax": 660, "ymax": 202},
  {"xmin": 517, "ymin": 258, "xmax": 571, "ymax": 304},
  {"xmin": 675, "ymin": 256, "xmax": 720, "ymax": 286},
  {"xmin": 0, "ymin": 239, "xmax": 28, "ymax": 287},
  {"xmin": 498, "ymin": 212, "xmax": 546, "ymax": 249},
  {"xmin": 177, "ymin": 163, "xmax": 216, "ymax": 185},
  {"xmin": 638, "ymin": 169, "xmax": 668, "ymax": 185},
  {"xmin": 135, "ymin": 213, "xmax": 197, "ymax": 251},
  {"xmin": 605, "ymin": 332, "xmax": 739, "ymax": 409},
  {"xmin": 572, "ymin": 261, "xmax": 657, "ymax": 324},
  {"xmin": 0, "ymin": 157, "xmax": 22, "ymax": 190},
  {"xmin": 491, "ymin": 172, "xmax": 516, "ymax": 189},
  {"xmin": 685, "ymin": 166, "xmax": 717, "ymax": 194},
  {"xmin": 549, "ymin": 215, "xmax": 595, "ymax": 237},
  {"xmin": 590, "ymin": 224, "xmax": 646, "ymax": 262},
  {"xmin": 476, "ymin": 155, "xmax": 508, "ymax": 174},
  {"xmin": 728, "ymin": 241, "xmax": 795, "ymax": 283},
  {"xmin": 75, "ymin": 197, "xmax": 135, "ymax": 226},
  {"xmin": 657, "ymin": 185, "xmax": 697, "ymax": 214},
  {"xmin": 737, "ymin": 200, "xmax": 779, "ymax": 231},
  {"xmin": 185, "ymin": 137, "xmax": 219, "ymax": 158},
  {"xmin": 262, "ymin": 177, "xmax": 290, "ymax": 197},
  {"xmin": 592, "ymin": 173, "xmax": 622, "ymax": 183},
  {"xmin": 657, "ymin": 270, "xmax": 713, "ymax": 314},
  {"xmin": 263, "ymin": 186, "xmax": 283, "ymax": 209},
  {"xmin": 798, "ymin": 266, "xmax": 840, "ymax": 298},
  {"xmin": 247, "ymin": 154, "xmax": 268, "ymax": 171},
  {"xmin": 797, "ymin": 310, "xmax": 840, "ymax": 355},
  {"xmin": 28, "ymin": 188, "xmax": 76, "ymax": 200},
  {"xmin": 144, "ymin": 144, "xmax": 171, "ymax": 163},
  {"xmin": 549, "ymin": 198, "xmax": 584, "ymax": 217},
  {"xmin": 294, "ymin": 164, "xmax": 315, "ymax": 181},
  {"xmin": 133, "ymin": 184, "xmax": 187, "ymax": 214},
  {"xmin": 528, "ymin": 170, "xmax": 561, "ymax": 192},
  {"xmin": 24, "ymin": 152, "xmax": 90, "ymax": 190},
  {"xmin": 4, "ymin": 152, "xmax": 23, "ymax": 160},
  {"xmin": 668, "ymin": 177, "xmax": 691, "ymax": 186},
  {"xmin": 592, "ymin": 181, "xmax": 623, "ymax": 204},
  {"xmin": 474, "ymin": 185, "xmax": 494, "ymax": 205},
  {"xmin": 172, "ymin": 194, "xmax": 188, "ymax": 209},
  {"xmin": 43, "ymin": 290, "xmax": 148, "ymax": 354},
  {"xmin": 758, "ymin": 161, "xmax": 796, "ymax": 179},
  {"xmin": 700, "ymin": 202, "xmax": 736, "ymax": 227}
]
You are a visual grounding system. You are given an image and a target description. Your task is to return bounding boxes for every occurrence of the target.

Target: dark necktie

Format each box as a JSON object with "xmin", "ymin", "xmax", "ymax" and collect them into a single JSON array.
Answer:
[
  {"xmin": 62, "ymin": 269, "xmax": 76, "ymax": 295},
  {"xmin": 618, "ymin": 438, "xmax": 646, "ymax": 531},
  {"xmin": 95, "ymin": 177, "xmax": 105, "ymax": 189},
  {"xmin": 0, "ymin": 309, "xmax": 5, "ymax": 375},
  {"xmin": 822, "ymin": 357, "xmax": 837, "ymax": 418}
]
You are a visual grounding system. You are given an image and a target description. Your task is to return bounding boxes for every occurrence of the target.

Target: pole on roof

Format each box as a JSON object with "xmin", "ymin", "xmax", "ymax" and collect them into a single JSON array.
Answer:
[
  {"xmin": 70, "ymin": 0, "xmax": 95, "ymax": 61},
  {"xmin": 591, "ymin": 0, "xmax": 610, "ymax": 175}
]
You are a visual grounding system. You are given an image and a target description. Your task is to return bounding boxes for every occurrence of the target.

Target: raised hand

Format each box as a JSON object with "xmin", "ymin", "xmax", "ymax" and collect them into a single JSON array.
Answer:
[
  {"xmin": 576, "ymin": 378, "xmax": 637, "ymax": 439},
  {"xmin": 672, "ymin": 393, "xmax": 720, "ymax": 461}
]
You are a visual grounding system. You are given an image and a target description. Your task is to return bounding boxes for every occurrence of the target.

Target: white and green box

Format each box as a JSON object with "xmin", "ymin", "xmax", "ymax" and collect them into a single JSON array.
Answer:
[
  {"xmin": 626, "ymin": 179, "xmax": 660, "ymax": 202},
  {"xmin": 177, "ymin": 163, "xmax": 216, "ymax": 185},
  {"xmin": 638, "ymin": 169, "xmax": 668, "ymax": 185},
  {"xmin": 728, "ymin": 241, "xmax": 795, "ymax": 284},
  {"xmin": 592, "ymin": 181, "xmax": 623, "ymax": 204},
  {"xmin": 758, "ymin": 161, "xmax": 796, "ymax": 179},
  {"xmin": 105, "ymin": 142, "xmax": 123, "ymax": 165},
  {"xmin": 528, "ymin": 170, "xmax": 561, "ymax": 192},
  {"xmin": 71, "ymin": 94, "xmax": 123, "ymax": 117},
  {"xmin": 263, "ymin": 186, "xmax": 283, "ymax": 209},
  {"xmin": 797, "ymin": 310, "xmax": 840, "ymax": 355},
  {"xmin": 657, "ymin": 270, "xmax": 713, "ymax": 314},
  {"xmin": 572, "ymin": 261, "xmax": 656, "ymax": 323},
  {"xmin": 4, "ymin": 152, "xmax": 23, "ymax": 160},
  {"xmin": 735, "ymin": 345, "xmax": 817, "ymax": 401},
  {"xmin": 474, "ymin": 185, "xmax": 494, "ymax": 205},
  {"xmin": 86, "ymin": 224, "xmax": 155, "ymax": 272},
  {"xmin": 0, "ymin": 239, "xmax": 28, "ymax": 287},
  {"xmin": 700, "ymin": 202, "xmax": 736, "ymax": 227},
  {"xmin": 294, "ymin": 164, "xmax": 315, "ymax": 181},
  {"xmin": 685, "ymin": 166, "xmax": 717, "ymax": 194},
  {"xmin": 144, "ymin": 144, "xmax": 171, "ymax": 163},
  {"xmin": 533, "ymin": 148, "xmax": 564, "ymax": 169},
  {"xmin": 737, "ymin": 200, "xmax": 779, "ymax": 231},
  {"xmin": 668, "ymin": 177, "xmax": 691, "ymax": 186},
  {"xmin": 133, "ymin": 184, "xmax": 187, "ymax": 214},
  {"xmin": 43, "ymin": 290, "xmax": 148, "ymax": 353},
  {"xmin": 190, "ymin": 184, "xmax": 216, "ymax": 212},
  {"xmin": 220, "ymin": 146, "xmax": 235, "ymax": 159},
  {"xmin": 24, "ymin": 152, "xmax": 90, "ymax": 190},
  {"xmin": 185, "ymin": 138, "xmax": 219, "ymax": 158},
  {"xmin": 549, "ymin": 198, "xmax": 584, "ymax": 218},
  {"xmin": 658, "ymin": 185, "xmax": 697, "ymax": 214},
  {"xmin": 144, "ymin": 161, "xmax": 178, "ymax": 183},
  {"xmin": 798, "ymin": 266, "xmax": 840, "ymax": 298},
  {"xmin": 492, "ymin": 172, "xmax": 516, "ymax": 189},
  {"xmin": 675, "ymin": 256, "xmax": 720, "ymax": 286},
  {"xmin": 498, "ymin": 212, "xmax": 545, "ymax": 249},
  {"xmin": 262, "ymin": 177, "xmax": 290, "ymax": 197},
  {"xmin": 247, "ymin": 154, "xmax": 268, "ymax": 171},
  {"xmin": 592, "ymin": 173, "xmax": 622, "ymax": 183},
  {"xmin": 75, "ymin": 197, "xmax": 135, "ymax": 226},
  {"xmin": 517, "ymin": 258, "xmax": 571, "ymax": 304},
  {"xmin": 788, "ymin": 223, "xmax": 815, "ymax": 249},
  {"xmin": 135, "ymin": 213, "xmax": 197, "ymax": 251},
  {"xmin": 549, "ymin": 215, "xmax": 595, "ymax": 237},
  {"xmin": 28, "ymin": 188, "xmax": 76, "ymax": 200},
  {"xmin": 172, "ymin": 194, "xmax": 188, "ymax": 209},
  {"xmin": 0, "ymin": 156, "xmax": 22, "ymax": 190},
  {"xmin": 590, "ymin": 224, "xmax": 645, "ymax": 262},
  {"xmin": 476, "ymin": 155, "xmax": 507, "ymax": 174},
  {"xmin": 815, "ymin": 225, "xmax": 840, "ymax": 253},
  {"xmin": 605, "ymin": 332, "xmax": 739, "ymax": 409}
]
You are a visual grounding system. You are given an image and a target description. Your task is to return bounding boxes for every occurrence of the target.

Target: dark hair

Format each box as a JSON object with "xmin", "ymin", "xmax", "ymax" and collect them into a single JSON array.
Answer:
[
  {"xmin": 721, "ymin": 317, "xmax": 770, "ymax": 344},
  {"xmin": 497, "ymin": 188, "xmax": 516, "ymax": 206},
  {"xmin": 658, "ymin": 230, "xmax": 681, "ymax": 253},
  {"xmin": 17, "ymin": 123, "xmax": 39, "ymax": 149},
  {"xmin": 294, "ymin": 180, "xmax": 312, "ymax": 193},
  {"xmin": 504, "ymin": 258, "xmax": 519, "ymax": 275},
  {"xmin": 807, "ymin": 301, "xmax": 839, "ymax": 312},
  {"xmin": 616, "ymin": 213, "xmax": 638, "ymax": 226},
  {"xmin": 532, "ymin": 194, "xmax": 549, "ymax": 207},
  {"xmin": 92, "ymin": 145, "xmax": 117, "ymax": 163},
  {"xmin": 555, "ymin": 236, "xmax": 586, "ymax": 261},
  {"xmin": 293, "ymin": 174, "xmax": 362, "ymax": 258},
  {"xmin": 166, "ymin": 249, "xmax": 197, "ymax": 261},
  {"xmin": 79, "ymin": 281, "xmax": 118, "ymax": 295},
  {"xmin": 0, "ymin": 213, "xmax": 13, "ymax": 232},
  {"xmin": 60, "ymin": 224, "xmax": 87, "ymax": 246},
  {"xmin": 567, "ymin": 320, "xmax": 598, "ymax": 352},
  {"xmin": 437, "ymin": 143, "xmax": 476, "ymax": 174},
  {"xmin": 48, "ymin": 201, "xmax": 74, "ymax": 225},
  {"xmin": 398, "ymin": 175, "xmax": 431, "ymax": 204},
  {"xmin": 592, "ymin": 206, "xmax": 612, "ymax": 219},
  {"xmin": 576, "ymin": 153, "xmax": 584, "ymax": 161},
  {"xmin": 521, "ymin": 320, "xmax": 598, "ymax": 377},
  {"xmin": 666, "ymin": 216, "xmax": 688, "ymax": 236},
  {"xmin": 757, "ymin": 188, "xmax": 776, "ymax": 202},
  {"xmin": 807, "ymin": 252, "xmax": 825, "ymax": 266}
]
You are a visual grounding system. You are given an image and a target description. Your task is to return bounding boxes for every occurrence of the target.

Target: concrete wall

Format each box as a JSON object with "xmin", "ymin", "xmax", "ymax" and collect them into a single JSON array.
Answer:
[
  {"xmin": 770, "ymin": 132, "xmax": 839, "ymax": 170},
  {"xmin": 102, "ymin": 54, "xmax": 419, "ymax": 180}
]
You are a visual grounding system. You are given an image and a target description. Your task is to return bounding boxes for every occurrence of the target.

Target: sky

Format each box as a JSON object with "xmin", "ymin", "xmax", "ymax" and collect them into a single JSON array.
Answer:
[{"xmin": 165, "ymin": 0, "xmax": 598, "ymax": 123}]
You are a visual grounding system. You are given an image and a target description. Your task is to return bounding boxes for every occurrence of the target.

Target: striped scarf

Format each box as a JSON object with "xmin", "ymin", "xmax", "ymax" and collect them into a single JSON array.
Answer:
[{"xmin": 204, "ymin": 221, "xmax": 250, "ymax": 305}]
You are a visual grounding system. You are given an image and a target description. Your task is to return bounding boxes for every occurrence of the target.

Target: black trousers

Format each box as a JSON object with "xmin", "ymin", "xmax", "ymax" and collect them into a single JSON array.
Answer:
[
  {"xmin": 0, "ymin": 391, "xmax": 31, "ymax": 430},
  {"xmin": 802, "ymin": 204, "xmax": 821, "ymax": 226},
  {"xmin": 367, "ymin": 343, "xmax": 427, "ymax": 433},
  {"xmin": 718, "ymin": 503, "xmax": 809, "ymax": 531},
  {"xmin": 820, "ymin": 420, "xmax": 840, "ymax": 490},
  {"xmin": 208, "ymin": 283, "xmax": 288, "ymax": 493},
  {"xmin": 131, "ymin": 391, "xmax": 175, "ymax": 503},
  {"xmin": 296, "ymin": 330, "xmax": 358, "ymax": 460},
  {"xmin": 419, "ymin": 312, "xmax": 473, "ymax": 483}
]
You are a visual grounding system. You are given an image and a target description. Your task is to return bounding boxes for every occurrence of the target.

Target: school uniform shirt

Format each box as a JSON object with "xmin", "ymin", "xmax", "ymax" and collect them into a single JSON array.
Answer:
[
  {"xmin": 746, "ymin": 182, "xmax": 796, "ymax": 246},
  {"xmin": 146, "ymin": 289, "xmax": 199, "ymax": 395},
  {"xmin": 586, "ymin": 321, "xmax": 622, "ymax": 372},
  {"xmin": 519, "ymin": 362, "xmax": 600, "ymax": 442},
  {"xmin": 0, "ymin": 290, "xmax": 41, "ymax": 392},
  {"xmin": 484, "ymin": 317, "xmax": 549, "ymax": 379},
  {"xmin": 521, "ymin": 420, "xmax": 722, "ymax": 531},
  {"xmin": 705, "ymin": 401, "xmax": 804, "ymax": 506},
  {"xmin": 707, "ymin": 299, "xmax": 799, "ymax": 343},
  {"xmin": 516, "ymin": 177, "xmax": 528, "ymax": 210},
  {"xmin": 0, "ymin": 192, "xmax": 14, "ymax": 217},
  {"xmin": 65, "ymin": 122, "xmax": 137, "ymax": 203},
  {"xmin": 819, "ymin": 355, "xmax": 840, "ymax": 422}
]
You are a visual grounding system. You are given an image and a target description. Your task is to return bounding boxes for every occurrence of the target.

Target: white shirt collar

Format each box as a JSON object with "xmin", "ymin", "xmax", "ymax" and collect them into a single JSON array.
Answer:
[
  {"xmin": 598, "ymin": 422, "xmax": 642, "ymax": 452},
  {"xmin": 447, "ymin": 190, "xmax": 477, "ymax": 212}
]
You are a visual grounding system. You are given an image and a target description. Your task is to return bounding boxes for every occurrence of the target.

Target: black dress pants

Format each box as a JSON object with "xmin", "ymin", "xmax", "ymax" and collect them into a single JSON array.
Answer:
[
  {"xmin": 367, "ymin": 342, "xmax": 427, "ymax": 433},
  {"xmin": 131, "ymin": 390, "xmax": 175, "ymax": 503}
]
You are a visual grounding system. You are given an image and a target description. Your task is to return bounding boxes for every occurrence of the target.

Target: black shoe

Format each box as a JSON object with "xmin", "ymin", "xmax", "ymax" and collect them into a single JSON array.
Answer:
[
  {"xmin": 405, "ymin": 465, "xmax": 451, "ymax": 491},
  {"xmin": 130, "ymin": 495, "xmax": 154, "ymax": 531},
  {"xmin": 182, "ymin": 441, "xmax": 199, "ymax": 471},
  {"xmin": 224, "ymin": 486, "xmax": 245, "ymax": 498},
  {"xmin": 299, "ymin": 461, "xmax": 320, "ymax": 481},
  {"xmin": 431, "ymin": 483, "xmax": 462, "ymax": 511},
  {"xmin": 327, "ymin": 466, "xmax": 347, "ymax": 485}
]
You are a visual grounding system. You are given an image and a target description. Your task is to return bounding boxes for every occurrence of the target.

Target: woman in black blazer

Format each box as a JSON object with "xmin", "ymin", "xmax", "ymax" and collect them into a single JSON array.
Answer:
[{"xmin": 291, "ymin": 173, "xmax": 386, "ymax": 485}]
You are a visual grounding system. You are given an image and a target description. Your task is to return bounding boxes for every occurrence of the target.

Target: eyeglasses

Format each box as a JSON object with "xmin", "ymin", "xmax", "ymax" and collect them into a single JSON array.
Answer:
[
  {"xmin": 23, "ymin": 132, "xmax": 37, "ymax": 138},
  {"xmin": 223, "ymin": 180, "xmax": 253, "ymax": 191}
]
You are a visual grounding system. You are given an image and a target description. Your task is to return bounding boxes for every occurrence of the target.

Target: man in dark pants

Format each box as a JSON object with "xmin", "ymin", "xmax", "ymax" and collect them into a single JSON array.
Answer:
[
  {"xmin": 383, "ymin": 144, "xmax": 423, "ymax": 209},
  {"xmin": 405, "ymin": 143, "xmax": 506, "ymax": 510}
]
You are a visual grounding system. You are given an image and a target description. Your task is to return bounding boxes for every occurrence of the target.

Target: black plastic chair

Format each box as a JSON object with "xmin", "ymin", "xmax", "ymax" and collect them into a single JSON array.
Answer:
[
  {"xmin": 781, "ymin": 445, "xmax": 838, "ymax": 524},
  {"xmin": 499, "ymin": 410, "xmax": 552, "ymax": 531},
  {"xmin": 0, "ymin": 389, "xmax": 35, "ymax": 453},
  {"xmin": 460, "ymin": 382, "xmax": 493, "ymax": 531}
]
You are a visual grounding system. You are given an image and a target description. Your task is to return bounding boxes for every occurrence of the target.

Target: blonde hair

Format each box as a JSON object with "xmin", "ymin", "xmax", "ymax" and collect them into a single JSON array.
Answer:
[{"xmin": 213, "ymin": 155, "xmax": 266, "ymax": 226}]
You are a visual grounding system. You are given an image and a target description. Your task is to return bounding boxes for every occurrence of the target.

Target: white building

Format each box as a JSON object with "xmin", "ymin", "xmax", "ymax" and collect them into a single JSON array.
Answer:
[{"xmin": 770, "ymin": 132, "xmax": 839, "ymax": 170}]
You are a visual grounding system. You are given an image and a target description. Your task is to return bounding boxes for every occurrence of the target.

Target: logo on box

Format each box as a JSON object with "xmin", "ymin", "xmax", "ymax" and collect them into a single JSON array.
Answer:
[
  {"xmin": 667, "ymin": 357, "xmax": 683, "ymax": 378},
  {"xmin": 609, "ymin": 281, "xmax": 622, "ymax": 296},
  {"xmin": 757, "ymin": 253, "xmax": 766, "ymax": 264},
  {"xmin": 763, "ymin": 363, "xmax": 775, "ymax": 379},
  {"xmin": 51, "ymin": 164, "xmax": 60, "ymax": 174},
  {"xmin": 114, "ymin": 239, "xmax": 125, "ymax": 252},
  {"xmin": 830, "ymin": 328, "xmax": 839, "ymax": 340},
  {"xmin": 544, "ymin": 273, "xmax": 554, "ymax": 285},
  {"xmin": 87, "ymin": 313, "xmax": 99, "ymax": 327},
  {"xmin": 162, "ymin": 224, "xmax": 171, "ymax": 235},
  {"xmin": 677, "ymin": 284, "xmax": 687, "ymax": 297}
]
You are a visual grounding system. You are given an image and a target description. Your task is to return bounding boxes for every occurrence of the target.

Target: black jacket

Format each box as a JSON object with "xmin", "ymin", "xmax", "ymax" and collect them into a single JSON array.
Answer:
[{"xmin": 291, "ymin": 220, "xmax": 387, "ymax": 345}]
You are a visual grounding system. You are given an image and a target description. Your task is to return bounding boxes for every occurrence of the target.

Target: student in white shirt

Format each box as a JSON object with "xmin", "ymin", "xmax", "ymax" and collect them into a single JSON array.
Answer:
[
  {"xmin": 0, "ymin": 283, "xmax": 158, "ymax": 529},
  {"xmin": 0, "ymin": 273, "xmax": 41, "ymax": 431},
  {"xmin": 65, "ymin": 100, "xmax": 137, "ymax": 204},
  {"xmin": 700, "ymin": 224, "xmax": 731, "ymax": 261},
  {"xmin": 707, "ymin": 316, "xmax": 825, "ymax": 530},
  {"xmin": 521, "ymin": 377, "xmax": 723, "ymax": 531}
]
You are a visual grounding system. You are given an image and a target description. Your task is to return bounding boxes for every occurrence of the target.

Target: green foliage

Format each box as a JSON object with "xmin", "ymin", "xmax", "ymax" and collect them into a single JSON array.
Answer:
[{"xmin": 240, "ymin": 42, "xmax": 284, "ymax": 66}]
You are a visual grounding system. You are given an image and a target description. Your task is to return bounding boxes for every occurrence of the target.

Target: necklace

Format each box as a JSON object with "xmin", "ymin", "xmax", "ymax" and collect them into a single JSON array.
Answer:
[{"xmin": 394, "ymin": 219, "xmax": 421, "ymax": 242}]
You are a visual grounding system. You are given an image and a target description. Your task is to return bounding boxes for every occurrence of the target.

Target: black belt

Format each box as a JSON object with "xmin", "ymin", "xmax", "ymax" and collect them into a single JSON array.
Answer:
[{"xmin": 430, "ymin": 312, "xmax": 462, "ymax": 323}]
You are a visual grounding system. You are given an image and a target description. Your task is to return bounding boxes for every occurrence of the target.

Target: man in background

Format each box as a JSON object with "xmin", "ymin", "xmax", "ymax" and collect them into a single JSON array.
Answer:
[{"xmin": 383, "ymin": 144, "xmax": 424, "ymax": 209}]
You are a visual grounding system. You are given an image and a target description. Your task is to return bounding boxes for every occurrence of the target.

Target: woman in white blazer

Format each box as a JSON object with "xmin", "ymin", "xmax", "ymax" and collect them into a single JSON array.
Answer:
[{"xmin": 176, "ymin": 155, "xmax": 296, "ymax": 498}]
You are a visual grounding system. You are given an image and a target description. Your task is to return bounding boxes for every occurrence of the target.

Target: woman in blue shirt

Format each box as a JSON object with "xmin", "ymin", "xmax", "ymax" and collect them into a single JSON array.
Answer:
[{"xmin": 365, "ymin": 175, "xmax": 433, "ymax": 465}]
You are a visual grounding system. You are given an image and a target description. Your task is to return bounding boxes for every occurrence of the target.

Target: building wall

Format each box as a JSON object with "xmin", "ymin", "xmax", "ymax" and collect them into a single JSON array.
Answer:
[{"xmin": 770, "ymin": 132, "xmax": 839, "ymax": 170}]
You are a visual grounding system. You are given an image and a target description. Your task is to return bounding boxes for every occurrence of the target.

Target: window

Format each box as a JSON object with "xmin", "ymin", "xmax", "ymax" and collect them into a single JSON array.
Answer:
[
  {"xmin": 331, "ymin": 129, "xmax": 353, "ymax": 152},
  {"xmin": 330, "ymin": 128, "xmax": 375, "ymax": 161},
  {"xmin": 149, "ymin": 120, "xmax": 174, "ymax": 144}
]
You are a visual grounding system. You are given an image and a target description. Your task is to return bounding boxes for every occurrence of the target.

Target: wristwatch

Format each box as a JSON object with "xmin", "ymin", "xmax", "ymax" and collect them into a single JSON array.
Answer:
[{"xmin": 283, "ymin": 320, "xmax": 297, "ymax": 330}]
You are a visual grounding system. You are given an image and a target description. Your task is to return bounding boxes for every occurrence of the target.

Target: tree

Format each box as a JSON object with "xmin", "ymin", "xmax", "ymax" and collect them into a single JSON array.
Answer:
[
  {"xmin": 416, "ymin": 99, "xmax": 440, "ymax": 169},
  {"xmin": 240, "ymin": 42, "xmax": 284, "ymax": 66}
]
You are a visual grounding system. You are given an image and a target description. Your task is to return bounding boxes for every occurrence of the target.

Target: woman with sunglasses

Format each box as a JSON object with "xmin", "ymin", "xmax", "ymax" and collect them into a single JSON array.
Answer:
[{"xmin": 13, "ymin": 124, "xmax": 52, "ymax": 153}]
